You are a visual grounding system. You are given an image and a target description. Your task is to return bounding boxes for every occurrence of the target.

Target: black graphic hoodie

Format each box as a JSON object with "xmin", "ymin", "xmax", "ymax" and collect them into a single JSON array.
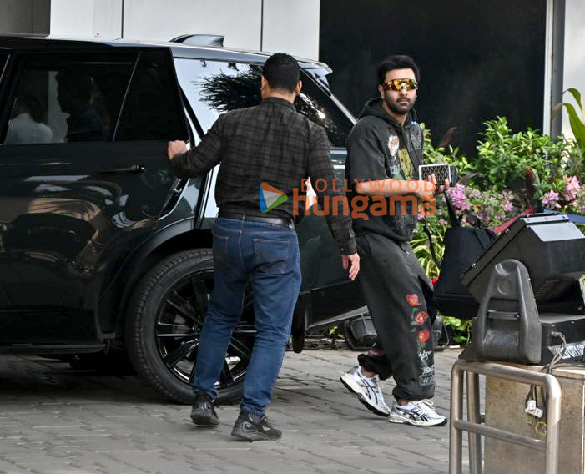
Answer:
[{"xmin": 345, "ymin": 98, "xmax": 424, "ymax": 242}]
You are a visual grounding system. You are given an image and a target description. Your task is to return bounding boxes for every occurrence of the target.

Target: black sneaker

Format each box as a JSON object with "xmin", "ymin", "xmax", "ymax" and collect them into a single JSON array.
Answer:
[
  {"xmin": 231, "ymin": 410, "xmax": 281, "ymax": 441},
  {"xmin": 190, "ymin": 391, "xmax": 219, "ymax": 426}
]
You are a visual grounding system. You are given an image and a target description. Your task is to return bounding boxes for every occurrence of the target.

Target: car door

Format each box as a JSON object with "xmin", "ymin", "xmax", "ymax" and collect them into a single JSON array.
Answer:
[
  {"xmin": 294, "ymin": 69, "xmax": 366, "ymax": 327},
  {"xmin": 0, "ymin": 46, "xmax": 188, "ymax": 344},
  {"xmin": 173, "ymin": 56, "xmax": 365, "ymax": 327}
]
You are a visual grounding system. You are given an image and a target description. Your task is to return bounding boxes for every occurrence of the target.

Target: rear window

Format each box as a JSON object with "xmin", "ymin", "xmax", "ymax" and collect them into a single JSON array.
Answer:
[
  {"xmin": 2, "ymin": 54, "xmax": 135, "ymax": 145},
  {"xmin": 2, "ymin": 51, "xmax": 187, "ymax": 145},
  {"xmin": 115, "ymin": 51, "xmax": 188, "ymax": 141}
]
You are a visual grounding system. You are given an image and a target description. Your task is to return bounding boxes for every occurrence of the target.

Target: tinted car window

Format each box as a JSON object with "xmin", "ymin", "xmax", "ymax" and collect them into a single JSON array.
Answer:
[
  {"xmin": 174, "ymin": 59, "xmax": 261, "ymax": 133},
  {"xmin": 174, "ymin": 58, "xmax": 353, "ymax": 146},
  {"xmin": 295, "ymin": 72, "xmax": 353, "ymax": 147},
  {"xmin": 2, "ymin": 55, "xmax": 135, "ymax": 145},
  {"xmin": 115, "ymin": 51, "xmax": 188, "ymax": 141},
  {"xmin": 0, "ymin": 51, "xmax": 8, "ymax": 82}
]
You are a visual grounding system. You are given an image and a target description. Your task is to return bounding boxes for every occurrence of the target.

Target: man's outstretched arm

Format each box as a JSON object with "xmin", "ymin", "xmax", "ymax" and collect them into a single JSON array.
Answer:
[{"xmin": 168, "ymin": 115, "xmax": 224, "ymax": 178}]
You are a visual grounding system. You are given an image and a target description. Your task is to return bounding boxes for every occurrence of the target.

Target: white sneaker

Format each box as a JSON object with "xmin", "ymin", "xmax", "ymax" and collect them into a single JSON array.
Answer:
[
  {"xmin": 390, "ymin": 399, "xmax": 448, "ymax": 427},
  {"xmin": 340, "ymin": 366, "xmax": 390, "ymax": 416}
]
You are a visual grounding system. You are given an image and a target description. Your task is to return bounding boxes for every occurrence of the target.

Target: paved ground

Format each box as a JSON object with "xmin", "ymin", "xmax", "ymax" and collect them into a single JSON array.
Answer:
[{"xmin": 0, "ymin": 347, "xmax": 462, "ymax": 474}]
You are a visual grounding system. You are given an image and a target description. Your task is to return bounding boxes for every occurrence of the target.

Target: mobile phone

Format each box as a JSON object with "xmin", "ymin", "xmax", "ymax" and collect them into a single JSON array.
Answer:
[{"xmin": 418, "ymin": 164, "xmax": 457, "ymax": 186}]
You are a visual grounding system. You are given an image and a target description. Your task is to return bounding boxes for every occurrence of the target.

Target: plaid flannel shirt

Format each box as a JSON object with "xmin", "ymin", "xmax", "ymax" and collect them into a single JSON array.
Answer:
[{"xmin": 171, "ymin": 97, "xmax": 356, "ymax": 254}]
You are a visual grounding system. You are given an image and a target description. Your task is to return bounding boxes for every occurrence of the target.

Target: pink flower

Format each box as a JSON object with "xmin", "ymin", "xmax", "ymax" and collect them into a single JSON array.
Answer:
[
  {"xmin": 565, "ymin": 176, "xmax": 581, "ymax": 201},
  {"xmin": 542, "ymin": 190, "xmax": 561, "ymax": 209},
  {"xmin": 567, "ymin": 176, "xmax": 580, "ymax": 191},
  {"xmin": 503, "ymin": 201, "xmax": 513, "ymax": 212}
]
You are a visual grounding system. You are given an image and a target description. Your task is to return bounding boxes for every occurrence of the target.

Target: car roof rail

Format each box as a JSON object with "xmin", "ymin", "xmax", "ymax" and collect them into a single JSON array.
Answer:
[{"xmin": 169, "ymin": 34, "xmax": 224, "ymax": 47}]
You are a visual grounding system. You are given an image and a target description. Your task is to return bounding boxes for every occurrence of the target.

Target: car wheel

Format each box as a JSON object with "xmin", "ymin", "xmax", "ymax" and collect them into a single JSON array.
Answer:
[{"xmin": 125, "ymin": 249, "xmax": 255, "ymax": 404}]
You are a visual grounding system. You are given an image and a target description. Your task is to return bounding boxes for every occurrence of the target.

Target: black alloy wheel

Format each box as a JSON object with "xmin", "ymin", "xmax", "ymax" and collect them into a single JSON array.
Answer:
[{"xmin": 126, "ymin": 249, "xmax": 256, "ymax": 404}]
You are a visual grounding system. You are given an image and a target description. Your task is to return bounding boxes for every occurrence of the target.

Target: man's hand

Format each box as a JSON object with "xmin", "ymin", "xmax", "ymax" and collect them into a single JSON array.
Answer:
[
  {"xmin": 341, "ymin": 253, "xmax": 360, "ymax": 281},
  {"xmin": 415, "ymin": 174, "xmax": 437, "ymax": 200},
  {"xmin": 435, "ymin": 178, "xmax": 451, "ymax": 195},
  {"xmin": 168, "ymin": 140, "xmax": 188, "ymax": 160}
]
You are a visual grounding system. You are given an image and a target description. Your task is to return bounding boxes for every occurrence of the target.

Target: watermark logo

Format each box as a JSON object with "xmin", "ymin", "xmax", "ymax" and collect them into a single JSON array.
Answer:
[
  {"xmin": 259, "ymin": 179, "xmax": 437, "ymax": 218},
  {"xmin": 295, "ymin": 179, "xmax": 436, "ymax": 219},
  {"xmin": 260, "ymin": 182, "xmax": 288, "ymax": 213}
]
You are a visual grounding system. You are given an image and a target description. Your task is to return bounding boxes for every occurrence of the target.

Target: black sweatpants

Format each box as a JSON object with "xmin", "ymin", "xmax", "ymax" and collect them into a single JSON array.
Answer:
[{"xmin": 356, "ymin": 232, "xmax": 436, "ymax": 401}]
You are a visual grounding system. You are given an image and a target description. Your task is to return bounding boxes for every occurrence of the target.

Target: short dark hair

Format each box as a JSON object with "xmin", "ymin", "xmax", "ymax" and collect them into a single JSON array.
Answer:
[
  {"xmin": 262, "ymin": 53, "xmax": 300, "ymax": 92},
  {"xmin": 377, "ymin": 55, "xmax": 420, "ymax": 85}
]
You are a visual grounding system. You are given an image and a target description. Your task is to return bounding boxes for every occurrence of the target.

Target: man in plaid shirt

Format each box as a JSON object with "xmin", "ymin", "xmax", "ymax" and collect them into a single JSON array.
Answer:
[{"xmin": 168, "ymin": 53, "xmax": 359, "ymax": 441}]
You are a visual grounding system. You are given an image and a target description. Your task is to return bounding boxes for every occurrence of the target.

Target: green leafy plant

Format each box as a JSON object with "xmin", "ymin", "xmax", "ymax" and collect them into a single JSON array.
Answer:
[
  {"xmin": 554, "ymin": 88, "xmax": 585, "ymax": 177},
  {"xmin": 421, "ymin": 124, "xmax": 475, "ymax": 175},
  {"xmin": 415, "ymin": 116, "xmax": 585, "ymax": 346},
  {"xmin": 442, "ymin": 316, "xmax": 473, "ymax": 344},
  {"xmin": 474, "ymin": 117, "xmax": 567, "ymax": 207},
  {"xmin": 557, "ymin": 88, "xmax": 585, "ymax": 151},
  {"xmin": 411, "ymin": 217, "xmax": 446, "ymax": 280}
]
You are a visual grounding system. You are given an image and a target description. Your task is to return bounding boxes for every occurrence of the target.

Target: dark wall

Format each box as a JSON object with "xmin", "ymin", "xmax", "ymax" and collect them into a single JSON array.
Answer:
[{"xmin": 320, "ymin": 0, "xmax": 547, "ymax": 156}]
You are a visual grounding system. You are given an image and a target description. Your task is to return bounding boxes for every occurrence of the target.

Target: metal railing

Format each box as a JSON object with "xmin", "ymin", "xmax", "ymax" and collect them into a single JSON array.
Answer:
[{"xmin": 449, "ymin": 360, "xmax": 562, "ymax": 474}]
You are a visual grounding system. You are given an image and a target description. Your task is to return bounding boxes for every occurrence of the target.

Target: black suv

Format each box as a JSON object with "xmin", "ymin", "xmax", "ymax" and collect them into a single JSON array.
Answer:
[{"xmin": 0, "ymin": 35, "xmax": 365, "ymax": 403}]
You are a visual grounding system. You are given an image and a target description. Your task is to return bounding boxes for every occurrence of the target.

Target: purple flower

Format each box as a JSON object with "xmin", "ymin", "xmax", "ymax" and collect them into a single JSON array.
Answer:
[
  {"xmin": 503, "ymin": 201, "xmax": 513, "ymax": 212},
  {"xmin": 542, "ymin": 190, "xmax": 561, "ymax": 209},
  {"xmin": 447, "ymin": 184, "xmax": 471, "ymax": 212}
]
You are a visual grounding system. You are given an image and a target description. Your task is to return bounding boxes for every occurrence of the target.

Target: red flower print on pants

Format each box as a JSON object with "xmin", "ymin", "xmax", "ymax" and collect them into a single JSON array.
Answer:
[
  {"xmin": 406, "ymin": 294, "xmax": 420, "ymax": 306},
  {"xmin": 417, "ymin": 330, "xmax": 431, "ymax": 343},
  {"xmin": 415, "ymin": 311, "xmax": 428, "ymax": 325}
]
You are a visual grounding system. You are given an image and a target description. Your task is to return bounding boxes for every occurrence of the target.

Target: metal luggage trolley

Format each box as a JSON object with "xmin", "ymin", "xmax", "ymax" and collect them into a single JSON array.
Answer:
[
  {"xmin": 449, "ymin": 359, "xmax": 562, "ymax": 474},
  {"xmin": 445, "ymin": 215, "xmax": 585, "ymax": 474}
]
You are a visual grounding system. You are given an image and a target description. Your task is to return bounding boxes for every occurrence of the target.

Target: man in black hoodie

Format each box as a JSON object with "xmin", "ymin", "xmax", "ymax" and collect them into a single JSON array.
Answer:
[{"xmin": 340, "ymin": 55, "xmax": 448, "ymax": 427}]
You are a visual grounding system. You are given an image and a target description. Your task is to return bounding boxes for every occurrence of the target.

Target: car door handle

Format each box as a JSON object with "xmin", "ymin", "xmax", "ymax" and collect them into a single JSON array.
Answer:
[{"xmin": 101, "ymin": 164, "xmax": 145, "ymax": 174}]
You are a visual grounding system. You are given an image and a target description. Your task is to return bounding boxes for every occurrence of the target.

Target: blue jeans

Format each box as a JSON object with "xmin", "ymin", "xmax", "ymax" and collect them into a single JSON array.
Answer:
[{"xmin": 192, "ymin": 217, "xmax": 301, "ymax": 416}]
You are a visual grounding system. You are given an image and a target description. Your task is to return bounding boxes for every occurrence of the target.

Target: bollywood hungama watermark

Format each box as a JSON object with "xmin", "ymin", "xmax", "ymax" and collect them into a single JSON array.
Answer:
[{"xmin": 260, "ymin": 179, "xmax": 438, "ymax": 219}]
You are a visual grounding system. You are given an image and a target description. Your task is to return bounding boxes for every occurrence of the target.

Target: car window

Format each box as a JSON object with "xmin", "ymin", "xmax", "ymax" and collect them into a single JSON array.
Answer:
[
  {"xmin": 295, "ymin": 71, "xmax": 353, "ymax": 147},
  {"xmin": 174, "ymin": 59, "xmax": 261, "ymax": 134},
  {"xmin": 115, "ymin": 51, "xmax": 188, "ymax": 141},
  {"xmin": 2, "ymin": 54, "xmax": 135, "ymax": 145},
  {"xmin": 174, "ymin": 58, "xmax": 354, "ymax": 147},
  {"xmin": 0, "ymin": 51, "xmax": 9, "ymax": 83}
]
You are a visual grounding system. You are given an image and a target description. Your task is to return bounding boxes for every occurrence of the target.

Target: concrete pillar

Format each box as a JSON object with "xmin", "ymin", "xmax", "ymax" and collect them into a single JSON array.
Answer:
[
  {"xmin": 94, "ymin": 0, "xmax": 123, "ymax": 39},
  {"xmin": 262, "ymin": 0, "xmax": 320, "ymax": 59},
  {"xmin": 45, "ymin": 0, "xmax": 321, "ymax": 60},
  {"xmin": 562, "ymin": 0, "xmax": 585, "ymax": 138},
  {"xmin": 0, "ymin": 0, "xmax": 50, "ymax": 35},
  {"xmin": 49, "ymin": 0, "xmax": 94, "ymax": 37},
  {"xmin": 122, "ymin": 0, "xmax": 262, "ymax": 49}
]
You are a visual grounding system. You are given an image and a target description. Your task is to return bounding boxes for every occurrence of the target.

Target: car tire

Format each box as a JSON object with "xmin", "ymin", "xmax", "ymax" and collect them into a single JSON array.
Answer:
[{"xmin": 125, "ymin": 249, "xmax": 255, "ymax": 404}]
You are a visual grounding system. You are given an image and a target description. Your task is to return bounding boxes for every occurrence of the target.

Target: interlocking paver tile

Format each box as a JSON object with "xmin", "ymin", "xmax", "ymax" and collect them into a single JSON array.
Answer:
[{"xmin": 0, "ymin": 348, "xmax": 463, "ymax": 473}]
